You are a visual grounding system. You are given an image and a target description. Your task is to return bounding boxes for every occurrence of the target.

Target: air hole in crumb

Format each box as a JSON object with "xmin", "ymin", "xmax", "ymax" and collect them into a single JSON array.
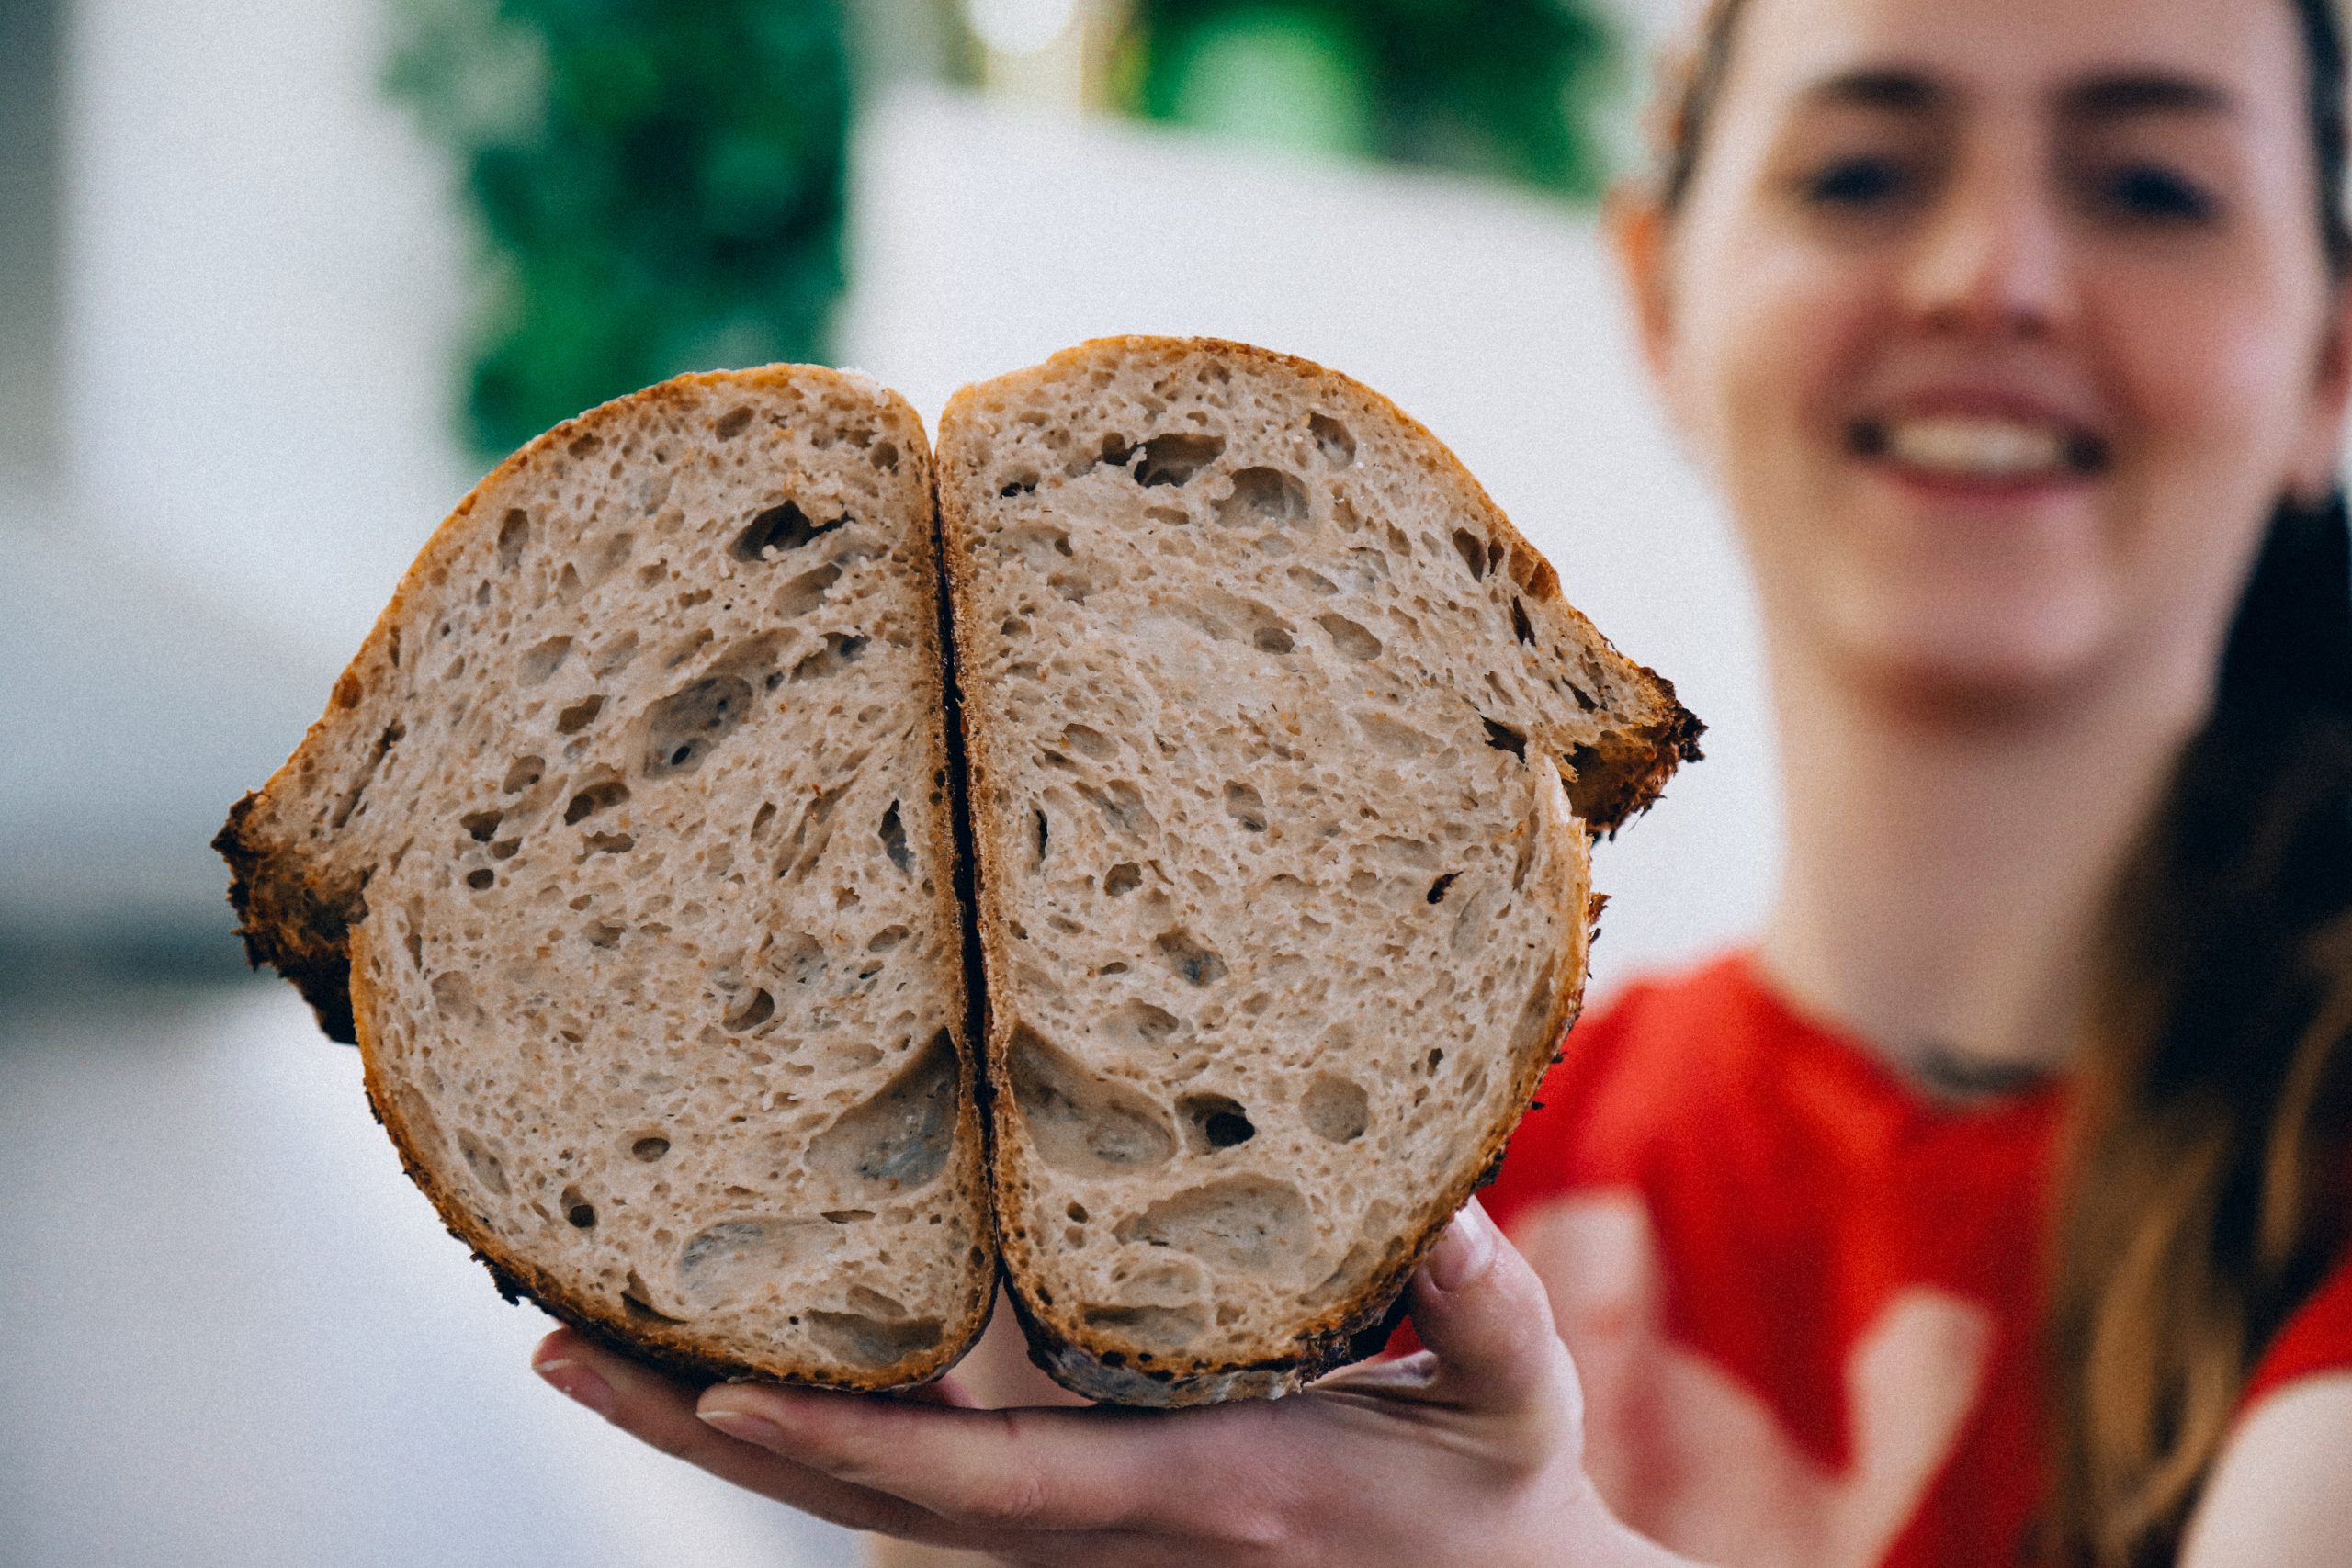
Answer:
[
  {"xmin": 1104, "ymin": 862, "xmax": 1142, "ymax": 897},
  {"xmin": 1111, "ymin": 999, "xmax": 1182, "ymax": 1043},
  {"xmin": 466, "ymin": 869, "xmax": 495, "ymax": 890},
  {"xmin": 774, "ymin": 562, "xmax": 842, "ymax": 618},
  {"xmin": 1033, "ymin": 807, "xmax": 1050, "ymax": 863},
  {"xmin": 562, "ymin": 1187, "xmax": 596, "ymax": 1228},
  {"xmin": 1302, "ymin": 1074, "xmax": 1370, "ymax": 1143},
  {"xmin": 632, "ymin": 1135, "xmax": 671, "ymax": 1162},
  {"xmin": 714, "ymin": 406, "xmax": 753, "ymax": 439},
  {"xmin": 582, "ymin": 831, "xmax": 635, "ymax": 854},
  {"xmin": 594, "ymin": 633, "xmax": 641, "ymax": 677},
  {"xmin": 1060, "ymin": 722, "xmax": 1114, "ymax": 759},
  {"xmin": 1511, "ymin": 597, "xmax": 1535, "ymax": 645},
  {"xmin": 1425, "ymin": 1047, "xmax": 1445, "ymax": 1073},
  {"xmin": 752, "ymin": 801, "xmax": 778, "ymax": 837},
  {"xmin": 1078, "ymin": 779, "xmax": 1155, "ymax": 839},
  {"xmin": 1253, "ymin": 626, "xmax": 1295, "ymax": 653},
  {"xmin": 823, "ymin": 1208, "xmax": 875, "ymax": 1224},
  {"xmin": 565, "ymin": 780, "xmax": 630, "ymax": 824},
  {"xmin": 520, "ymin": 636, "xmax": 572, "ymax": 683},
  {"xmin": 807, "ymin": 1030, "xmax": 958, "ymax": 1190},
  {"xmin": 1155, "ymin": 929, "xmax": 1227, "ymax": 987},
  {"xmin": 644, "ymin": 675, "xmax": 754, "ymax": 774},
  {"xmin": 556, "ymin": 694, "xmax": 605, "ymax": 734},
  {"xmin": 1453, "ymin": 529, "xmax": 1488, "ymax": 580},
  {"xmin": 1134, "ymin": 432, "xmax": 1225, "ymax": 486},
  {"xmin": 1180, "ymin": 1093, "xmax": 1257, "ymax": 1152},
  {"xmin": 1008, "ymin": 1022, "xmax": 1175, "ymax": 1173},
  {"xmin": 459, "ymin": 809, "xmax": 503, "ymax": 841},
  {"xmin": 731, "ymin": 500, "xmax": 845, "ymax": 561},
  {"xmin": 495, "ymin": 509, "xmax": 530, "ymax": 570},
  {"xmin": 791, "ymin": 634, "xmax": 869, "ymax": 682},
  {"xmin": 1216, "ymin": 467, "xmax": 1309, "ymax": 528},
  {"xmin": 808, "ymin": 1312, "xmax": 944, "ymax": 1367},
  {"xmin": 868, "ymin": 925, "xmax": 909, "ymax": 952},
  {"xmin": 1309, "ymin": 412, "xmax": 1356, "ymax": 465},
  {"xmin": 1318, "ymin": 614, "xmax": 1382, "ymax": 660},
  {"xmin": 870, "ymin": 440, "xmax": 899, "ymax": 471},
  {"xmin": 1067, "ymin": 1202, "xmax": 1090, "ymax": 1223},
  {"xmin": 458, "ymin": 1129, "xmax": 509, "ymax": 1193},
  {"xmin": 1113, "ymin": 1176, "xmax": 1309, "ymax": 1276},
  {"xmin": 724, "ymin": 987, "xmax": 775, "ymax": 1032},
  {"xmin": 1482, "ymin": 716, "xmax": 1528, "ymax": 761},
  {"xmin": 1427, "ymin": 872, "xmax": 1460, "ymax": 904},
  {"xmin": 1223, "ymin": 782, "xmax": 1267, "ymax": 831},
  {"xmin": 879, "ymin": 801, "xmax": 911, "ymax": 872}
]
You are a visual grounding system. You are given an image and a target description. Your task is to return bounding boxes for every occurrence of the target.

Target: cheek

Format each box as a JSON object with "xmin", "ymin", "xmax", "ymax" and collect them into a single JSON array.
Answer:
[
  {"xmin": 2095, "ymin": 265, "xmax": 2322, "ymax": 620},
  {"xmin": 1674, "ymin": 242, "xmax": 1876, "ymax": 481},
  {"xmin": 2108, "ymin": 268, "xmax": 2317, "ymax": 472}
]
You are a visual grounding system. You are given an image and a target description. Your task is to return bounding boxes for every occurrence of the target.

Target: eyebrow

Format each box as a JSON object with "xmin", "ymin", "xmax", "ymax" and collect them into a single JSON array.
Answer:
[
  {"xmin": 1799, "ymin": 69, "xmax": 1945, "ymax": 114},
  {"xmin": 2059, "ymin": 73, "xmax": 2239, "ymax": 120},
  {"xmin": 1795, "ymin": 65, "xmax": 2239, "ymax": 123}
]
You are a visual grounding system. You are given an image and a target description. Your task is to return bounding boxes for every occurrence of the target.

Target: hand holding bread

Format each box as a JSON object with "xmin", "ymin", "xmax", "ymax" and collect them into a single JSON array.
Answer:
[{"xmin": 532, "ymin": 1199, "xmax": 1699, "ymax": 1568}]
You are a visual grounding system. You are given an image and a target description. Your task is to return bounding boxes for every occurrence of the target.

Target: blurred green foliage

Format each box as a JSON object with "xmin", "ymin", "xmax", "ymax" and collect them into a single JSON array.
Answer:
[
  {"xmin": 386, "ymin": 0, "xmax": 851, "ymax": 458},
  {"xmin": 1123, "ymin": 0, "xmax": 1617, "ymax": 197}
]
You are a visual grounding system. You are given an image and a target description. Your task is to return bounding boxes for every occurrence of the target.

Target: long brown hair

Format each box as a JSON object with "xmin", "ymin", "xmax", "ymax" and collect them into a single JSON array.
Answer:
[{"xmin": 1651, "ymin": 2, "xmax": 2352, "ymax": 1563}]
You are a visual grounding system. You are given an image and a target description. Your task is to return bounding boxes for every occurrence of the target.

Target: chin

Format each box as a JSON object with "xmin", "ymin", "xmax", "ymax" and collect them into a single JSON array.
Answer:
[{"xmin": 1832, "ymin": 581, "xmax": 2118, "ymax": 718}]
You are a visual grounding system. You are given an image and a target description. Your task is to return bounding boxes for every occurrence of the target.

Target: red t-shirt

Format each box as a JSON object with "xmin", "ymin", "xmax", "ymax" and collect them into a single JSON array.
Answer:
[{"xmin": 1481, "ymin": 953, "xmax": 2352, "ymax": 1568}]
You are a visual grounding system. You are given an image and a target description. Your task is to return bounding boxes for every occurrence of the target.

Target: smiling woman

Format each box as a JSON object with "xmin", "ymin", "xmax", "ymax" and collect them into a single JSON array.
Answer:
[{"xmin": 526, "ymin": 3, "xmax": 2352, "ymax": 1565}]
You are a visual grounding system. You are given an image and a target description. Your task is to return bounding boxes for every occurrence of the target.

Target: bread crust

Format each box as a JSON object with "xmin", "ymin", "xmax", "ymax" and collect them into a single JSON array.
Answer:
[
  {"xmin": 933, "ymin": 335, "xmax": 1657, "ymax": 1404},
  {"xmin": 219, "ymin": 366, "xmax": 995, "ymax": 1391}
]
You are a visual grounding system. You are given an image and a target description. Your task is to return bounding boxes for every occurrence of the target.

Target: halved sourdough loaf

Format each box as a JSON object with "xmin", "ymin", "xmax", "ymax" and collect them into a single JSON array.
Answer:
[
  {"xmin": 216, "ymin": 367, "xmax": 996, "ymax": 1388},
  {"xmin": 936, "ymin": 337, "xmax": 1699, "ymax": 1404}
]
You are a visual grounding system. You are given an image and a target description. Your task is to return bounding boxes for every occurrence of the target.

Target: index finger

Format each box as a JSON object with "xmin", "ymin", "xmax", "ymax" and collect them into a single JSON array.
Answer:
[{"xmin": 696, "ymin": 1382, "xmax": 1269, "ymax": 1540}]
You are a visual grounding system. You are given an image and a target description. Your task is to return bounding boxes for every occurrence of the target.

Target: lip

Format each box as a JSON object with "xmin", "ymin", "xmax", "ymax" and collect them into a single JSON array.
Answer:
[{"xmin": 1845, "ymin": 384, "xmax": 2112, "ymax": 493}]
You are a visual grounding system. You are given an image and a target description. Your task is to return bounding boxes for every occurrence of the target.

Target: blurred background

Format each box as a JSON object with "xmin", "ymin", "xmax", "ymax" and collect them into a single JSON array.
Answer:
[{"xmin": 0, "ymin": 0, "xmax": 1770, "ymax": 1562}]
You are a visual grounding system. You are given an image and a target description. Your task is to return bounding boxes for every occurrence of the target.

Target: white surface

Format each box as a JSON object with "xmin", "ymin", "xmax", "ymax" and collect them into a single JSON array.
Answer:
[
  {"xmin": 0, "ymin": 981, "xmax": 860, "ymax": 1568},
  {"xmin": 58, "ymin": 0, "xmax": 479, "ymax": 666}
]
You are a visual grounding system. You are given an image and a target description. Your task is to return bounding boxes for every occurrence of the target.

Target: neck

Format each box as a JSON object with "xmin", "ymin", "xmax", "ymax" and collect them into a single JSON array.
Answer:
[{"xmin": 1759, "ymin": 636, "xmax": 2210, "ymax": 1093}]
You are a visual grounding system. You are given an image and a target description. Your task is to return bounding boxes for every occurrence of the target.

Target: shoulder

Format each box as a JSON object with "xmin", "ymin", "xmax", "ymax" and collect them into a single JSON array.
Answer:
[
  {"xmin": 2242, "ymin": 1246, "xmax": 2352, "ymax": 1414},
  {"xmin": 2182, "ymin": 1254, "xmax": 2352, "ymax": 1568}
]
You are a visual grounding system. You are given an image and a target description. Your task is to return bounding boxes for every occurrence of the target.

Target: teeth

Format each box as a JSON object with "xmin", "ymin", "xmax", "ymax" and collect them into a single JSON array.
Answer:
[{"xmin": 1877, "ymin": 417, "xmax": 2076, "ymax": 478}]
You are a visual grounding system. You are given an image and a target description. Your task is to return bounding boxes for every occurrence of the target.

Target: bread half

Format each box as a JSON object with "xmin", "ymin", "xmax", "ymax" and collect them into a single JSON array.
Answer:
[
  {"xmin": 936, "ymin": 337, "xmax": 1699, "ymax": 1404},
  {"xmin": 217, "ymin": 367, "xmax": 995, "ymax": 1388}
]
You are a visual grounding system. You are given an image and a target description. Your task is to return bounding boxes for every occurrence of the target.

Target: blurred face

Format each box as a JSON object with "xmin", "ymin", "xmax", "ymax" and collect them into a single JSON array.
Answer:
[{"xmin": 1624, "ymin": 0, "xmax": 2352, "ymax": 709}]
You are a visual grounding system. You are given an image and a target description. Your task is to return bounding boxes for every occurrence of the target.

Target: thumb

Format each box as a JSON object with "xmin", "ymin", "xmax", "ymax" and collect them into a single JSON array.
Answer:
[{"xmin": 1407, "ymin": 1198, "xmax": 1579, "ymax": 1421}]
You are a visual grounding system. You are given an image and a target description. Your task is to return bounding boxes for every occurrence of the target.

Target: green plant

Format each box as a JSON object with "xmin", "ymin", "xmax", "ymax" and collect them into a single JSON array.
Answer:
[
  {"xmin": 386, "ymin": 0, "xmax": 852, "ymax": 458},
  {"xmin": 1123, "ymin": 0, "xmax": 1618, "ymax": 197}
]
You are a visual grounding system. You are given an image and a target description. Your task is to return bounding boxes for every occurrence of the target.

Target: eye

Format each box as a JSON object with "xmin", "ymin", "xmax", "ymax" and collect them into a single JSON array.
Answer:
[
  {"xmin": 1801, "ymin": 155, "xmax": 1916, "ymax": 209},
  {"xmin": 2098, "ymin": 163, "xmax": 2217, "ymax": 223}
]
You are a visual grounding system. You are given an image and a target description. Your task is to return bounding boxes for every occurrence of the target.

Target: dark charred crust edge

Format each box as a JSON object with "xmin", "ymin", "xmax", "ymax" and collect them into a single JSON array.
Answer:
[
  {"xmin": 223, "ymin": 366, "xmax": 997, "ymax": 1394},
  {"xmin": 1568, "ymin": 670, "xmax": 1706, "ymax": 838},
  {"xmin": 214, "ymin": 791, "xmax": 362, "ymax": 1043}
]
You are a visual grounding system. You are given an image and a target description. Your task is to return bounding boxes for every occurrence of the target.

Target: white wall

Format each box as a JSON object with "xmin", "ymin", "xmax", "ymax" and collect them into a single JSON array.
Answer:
[{"xmin": 59, "ymin": 0, "xmax": 478, "ymax": 664}]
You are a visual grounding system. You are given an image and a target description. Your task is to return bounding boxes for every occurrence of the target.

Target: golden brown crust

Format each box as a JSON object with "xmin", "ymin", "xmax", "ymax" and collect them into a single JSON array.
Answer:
[
  {"xmin": 220, "ymin": 365, "xmax": 996, "ymax": 1391},
  {"xmin": 933, "ymin": 334, "xmax": 1631, "ymax": 1404}
]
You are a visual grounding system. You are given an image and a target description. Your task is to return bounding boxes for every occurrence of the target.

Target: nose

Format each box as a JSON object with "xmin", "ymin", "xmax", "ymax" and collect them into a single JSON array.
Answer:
[{"xmin": 1903, "ymin": 136, "xmax": 2073, "ymax": 340}]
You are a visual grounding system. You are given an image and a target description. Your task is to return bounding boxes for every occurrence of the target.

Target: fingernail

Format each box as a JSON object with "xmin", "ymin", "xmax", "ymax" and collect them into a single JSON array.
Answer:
[
  {"xmin": 700, "ymin": 1406, "xmax": 788, "ymax": 1448},
  {"xmin": 1424, "ymin": 1200, "xmax": 1498, "ymax": 1292},
  {"xmin": 534, "ymin": 1357, "xmax": 615, "ymax": 1418}
]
